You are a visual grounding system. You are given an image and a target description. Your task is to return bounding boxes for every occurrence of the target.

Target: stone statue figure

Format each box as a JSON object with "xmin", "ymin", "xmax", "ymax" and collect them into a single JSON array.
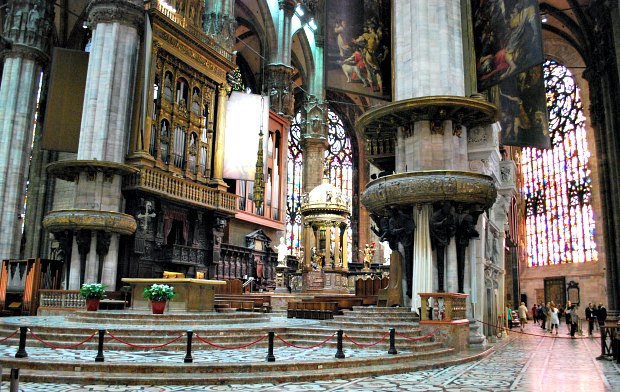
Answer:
[
  {"xmin": 359, "ymin": 243, "xmax": 375, "ymax": 270},
  {"xmin": 455, "ymin": 206, "xmax": 480, "ymax": 293},
  {"xmin": 387, "ymin": 207, "xmax": 416, "ymax": 297},
  {"xmin": 276, "ymin": 237, "xmax": 288, "ymax": 267},
  {"xmin": 430, "ymin": 202, "xmax": 456, "ymax": 292}
]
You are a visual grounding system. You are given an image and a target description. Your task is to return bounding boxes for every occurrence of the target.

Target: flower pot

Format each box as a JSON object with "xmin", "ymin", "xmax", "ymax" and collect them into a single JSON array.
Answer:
[
  {"xmin": 86, "ymin": 298, "xmax": 100, "ymax": 311},
  {"xmin": 151, "ymin": 300, "xmax": 167, "ymax": 314}
]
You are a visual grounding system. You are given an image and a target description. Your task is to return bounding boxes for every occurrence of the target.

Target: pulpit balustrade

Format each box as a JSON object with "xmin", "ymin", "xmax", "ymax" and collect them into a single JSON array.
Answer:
[{"xmin": 418, "ymin": 293, "xmax": 468, "ymax": 321}]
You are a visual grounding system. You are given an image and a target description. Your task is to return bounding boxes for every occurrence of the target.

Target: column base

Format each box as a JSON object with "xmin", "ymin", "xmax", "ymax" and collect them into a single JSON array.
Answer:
[{"xmin": 209, "ymin": 179, "xmax": 229, "ymax": 191}]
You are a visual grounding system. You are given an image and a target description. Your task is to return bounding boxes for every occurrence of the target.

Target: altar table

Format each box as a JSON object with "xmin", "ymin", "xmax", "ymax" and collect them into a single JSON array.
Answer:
[{"xmin": 121, "ymin": 278, "xmax": 226, "ymax": 312}]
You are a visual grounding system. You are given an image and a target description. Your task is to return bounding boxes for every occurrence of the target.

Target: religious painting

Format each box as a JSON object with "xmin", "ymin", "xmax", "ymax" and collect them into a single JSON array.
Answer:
[
  {"xmin": 497, "ymin": 64, "xmax": 550, "ymax": 149},
  {"xmin": 325, "ymin": 0, "xmax": 391, "ymax": 100},
  {"xmin": 472, "ymin": 0, "xmax": 544, "ymax": 91}
]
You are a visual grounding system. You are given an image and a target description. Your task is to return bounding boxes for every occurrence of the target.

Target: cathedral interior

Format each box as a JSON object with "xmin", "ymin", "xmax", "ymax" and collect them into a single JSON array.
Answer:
[{"xmin": 0, "ymin": 0, "xmax": 618, "ymax": 390}]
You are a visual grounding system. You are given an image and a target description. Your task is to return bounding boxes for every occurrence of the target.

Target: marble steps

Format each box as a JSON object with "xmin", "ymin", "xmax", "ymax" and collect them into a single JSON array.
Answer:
[
  {"xmin": 321, "ymin": 319, "xmax": 421, "ymax": 330},
  {"xmin": 65, "ymin": 311, "xmax": 270, "ymax": 325},
  {"xmin": 0, "ymin": 347, "xmax": 459, "ymax": 385}
]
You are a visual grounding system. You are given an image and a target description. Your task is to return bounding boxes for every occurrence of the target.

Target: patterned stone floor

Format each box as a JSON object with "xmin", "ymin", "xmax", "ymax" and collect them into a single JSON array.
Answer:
[{"xmin": 1, "ymin": 322, "xmax": 618, "ymax": 391}]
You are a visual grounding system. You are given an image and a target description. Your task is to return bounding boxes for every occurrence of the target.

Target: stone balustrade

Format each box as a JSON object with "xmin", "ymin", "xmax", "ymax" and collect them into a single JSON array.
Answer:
[
  {"xmin": 39, "ymin": 290, "xmax": 85, "ymax": 309},
  {"xmin": 419, "ymin": 292, "xmax": 468, "ymax": 322},
  {"xmin": 123, "ymin": 167, "xmax": 238, "ymax": 213}
]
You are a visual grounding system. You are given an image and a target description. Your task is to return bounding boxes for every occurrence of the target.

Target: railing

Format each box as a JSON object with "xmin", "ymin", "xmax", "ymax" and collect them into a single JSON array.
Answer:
[
  {"xmin": 366, "ymin": 136, "xmax": 395, "ymax": 158},
  {"xmin": 123, "ymin": 167, "xmax": 238, "ymax": 213},
  {"xmin": 163, "ymin": 244, "xmax": 207, "ymax": 266},
  {"xmin": 39, "ymin": 290, "xmax": 85, "ymax": 309},
  {"xmin": 143, "ymin": 1, "xmax": 234, "ymax": 62},
  {"xmin": 419, "ymin": 292, "xmax": 469, "ymax": 322}
]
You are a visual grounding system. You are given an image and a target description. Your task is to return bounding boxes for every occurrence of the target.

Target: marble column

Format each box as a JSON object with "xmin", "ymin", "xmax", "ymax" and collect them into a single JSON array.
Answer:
[
  {"xmin": 265, "ymin": 0, "xmax": 295, "ymax": 116},
  {"xmin": 65, "ymin": 0, "xmax": 143, "ymax": 288},
  {"xmin": 210, "ymin": 84, "xmax": 229, "ymax": 190},
  {"xmin": 0, "ymin": 0, "xmax": 54, "ymax": 260}
]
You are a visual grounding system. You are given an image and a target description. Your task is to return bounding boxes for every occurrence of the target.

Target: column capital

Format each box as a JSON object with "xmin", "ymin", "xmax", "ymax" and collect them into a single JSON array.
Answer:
[
  {"xmin": 87, "ymin": 0, "xmax": 144, "ymax": 32},
  {"xmin": 278, "ymin": 0, "xmax": 296, "ymax": 16},
  {"xmin": 0, "ymin": 43, "xmax": 49, "ymax": 65}
]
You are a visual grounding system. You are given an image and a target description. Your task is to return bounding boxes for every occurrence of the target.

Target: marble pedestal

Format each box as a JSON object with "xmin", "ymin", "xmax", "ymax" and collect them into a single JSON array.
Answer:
[{"xmin": 302, "ymin": 270, "xmax": 348, "ymax": 293}]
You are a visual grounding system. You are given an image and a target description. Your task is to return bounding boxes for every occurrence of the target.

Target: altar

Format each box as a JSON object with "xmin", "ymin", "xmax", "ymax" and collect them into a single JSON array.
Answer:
[{"xmin": 121, "ymin": 278, "xmax": 226, "ymax": 312}]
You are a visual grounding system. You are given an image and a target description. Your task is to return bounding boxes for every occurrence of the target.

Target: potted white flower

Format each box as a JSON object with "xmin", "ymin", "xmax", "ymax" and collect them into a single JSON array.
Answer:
[
  {"xmin": 79, "ymin": 283, "xmax": 107, "ymax": 311},
  {"xmin": 143, "ymin": 284, "xmax": 175, "ymax": 314}
]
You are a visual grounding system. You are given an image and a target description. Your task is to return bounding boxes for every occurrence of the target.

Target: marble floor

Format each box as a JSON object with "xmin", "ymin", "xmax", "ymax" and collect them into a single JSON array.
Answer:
[{"xmin": 1, "ymin": 322, "xmax": 618, "ymax": 391}]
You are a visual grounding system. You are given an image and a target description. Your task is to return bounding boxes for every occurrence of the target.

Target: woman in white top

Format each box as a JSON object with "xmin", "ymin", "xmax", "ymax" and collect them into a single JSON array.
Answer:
[{"xmin": 550, "ymin": 303, "xmax": 560, "ymax": 335}]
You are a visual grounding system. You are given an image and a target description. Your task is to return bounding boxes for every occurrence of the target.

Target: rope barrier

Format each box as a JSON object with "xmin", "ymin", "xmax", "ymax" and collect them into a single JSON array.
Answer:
[
  {"xmin": 344, "ymin": 331, "xmax": 390, "ymax": 347},
  {"xmin": 194, "ymin": 333, "xmax": 267, "ymax": 349},
  {"xmin": 106, "ymin": 331, "xmax": 184, "ymax": 349},
  {"xmin": 0, "ymin": 329, "xmax": 19, "ymax": 344},
  {"xmin": 275, "ymin": 332, "xmax": 336, "ymax": 349},
  {"xmin": 395, "ymin": 327, "xmax": 441, "ymax": 341},
  {"xmin": 29, "ymin": 330, "xmax": 97, "ymax": 349},
  {"xmin": 474, "ymin": 319, "xmax": 592, "ymax": 340}
]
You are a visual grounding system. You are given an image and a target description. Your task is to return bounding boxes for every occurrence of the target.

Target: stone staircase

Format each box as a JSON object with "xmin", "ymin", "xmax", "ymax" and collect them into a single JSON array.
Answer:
[{"xmin": 0, "ymin": 307, "xmax": 489, "ymax": 385}]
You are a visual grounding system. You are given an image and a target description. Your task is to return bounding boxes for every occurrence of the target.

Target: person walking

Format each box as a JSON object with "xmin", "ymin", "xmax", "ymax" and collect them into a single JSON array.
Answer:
[
  {"xmin": 565, "ymin": 301, "xmax": 572, "ymax": 334},
  {"xmin": 507, "ymin": 304, "xmax": 513, "ymax": 329},
  {"xmin": 518, "ymin": 302, "xmax": 528, "ymax": 332},
  {"xmin": 532, "ymin": 303, "xmax": 538, "ymax": 325},
  {"xmin": 597, "ymin": 303, "xmax": 607, "ymax": 329},
  {"xmin": 539, "ymin": 303, "xmax": 548, "ymax": 330},
  {"xmin": 585, "ymin": 303, "xmax": 596, "ymax": 337},
  {"xmin": 549, "ymin": 303, "xmax": 560, "ymax": 335},
  {"xmin": 570, "ymin": 304, "xmax": 579, "ymax": 338}
]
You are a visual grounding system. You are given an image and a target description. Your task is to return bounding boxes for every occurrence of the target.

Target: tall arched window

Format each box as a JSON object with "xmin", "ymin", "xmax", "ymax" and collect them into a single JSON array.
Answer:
[
  {"xmin": 286, "ymin": 109, "xmax": 354, "ymax": 259},
  {"xmin": 522, "ymin": 59, "xmax": 598, "ymax": 267}
]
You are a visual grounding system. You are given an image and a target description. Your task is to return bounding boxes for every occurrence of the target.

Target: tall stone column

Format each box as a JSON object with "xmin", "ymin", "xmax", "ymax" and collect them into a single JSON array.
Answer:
[
  {"xmin": 43, "ymin": 0, "xmax": 141, "ymax": 289},
  {"xmin": 265, "ymin": 0, "xmax": 295, "ymax": 116},
  {"xmin": 210, "ymin": 84, "xmax": 229, "ymax": 190},
  {"xmin": 300, "ymin": 97, "xmax": 328, "ymax": 193},
  {"xmin": 0, "ymin": 0, "xmax": 54, "ymax": 260},
  {"xmin": 360, "ymin": 0, "xmax": 498, "ymax": 313}
]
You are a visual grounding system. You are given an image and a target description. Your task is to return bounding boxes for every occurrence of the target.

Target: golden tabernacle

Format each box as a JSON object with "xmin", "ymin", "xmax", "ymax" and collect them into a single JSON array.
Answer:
[{"xmin": 122, "ymin": 278, "xmax": 226, "ymax": 312}]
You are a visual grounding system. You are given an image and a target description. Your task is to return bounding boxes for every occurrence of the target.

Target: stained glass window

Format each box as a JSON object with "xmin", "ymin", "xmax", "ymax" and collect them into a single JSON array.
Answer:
[
  {"xmin": 522, "ymin": 60, "xmax": 597, "ymax": 267},
  {"xmin": 286, "ymin": 109, "xmax": 354, "ymax": 260}
]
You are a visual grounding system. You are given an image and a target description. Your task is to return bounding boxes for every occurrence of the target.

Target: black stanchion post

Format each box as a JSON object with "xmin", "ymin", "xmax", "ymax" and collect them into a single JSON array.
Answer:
[
  {"xmin": 95, "ymin": 329, "xmax": 105, "ymax": 362},
  {"xmin": 335, "ymin": 329, "xmax": 345, "ymax": 359},
  {"xmin": 9, "ymin": 368, "xmax": 19, "ymax": 392},
  {"xmin": 184, "ymin": 330, "xmax": 194, "ymax": 363},
  {"xmin": 266, "ymin": 331, "xmax": 275, "ymax": 362},
  {"xmin": 388, "ymin": 328, "xmax": 397, "ymax": 355},
  {"xmin": 15, "ymin": 327, "xmax": 28, "ymax": 358}
]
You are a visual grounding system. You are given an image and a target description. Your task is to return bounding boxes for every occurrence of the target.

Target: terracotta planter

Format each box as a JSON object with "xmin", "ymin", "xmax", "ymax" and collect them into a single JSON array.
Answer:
[
  {"xmin": 151, "ymin": 300, "xmax": 167, "ymax": 314},
  {"xmin": 86, "ymin": 298, "xmax": 100, "ymax": 311}
]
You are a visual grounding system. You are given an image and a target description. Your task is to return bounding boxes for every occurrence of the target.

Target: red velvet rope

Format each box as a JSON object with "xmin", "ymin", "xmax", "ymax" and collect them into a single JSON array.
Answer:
[
  {"xmin": 0, "ymin": 329, "xmax": 18, "ymax": 343},
  {"xmin": 475, "ymin": 319, "xmax": 592, "ymax": 340},
  {"xmin": 395, "ymin": 327, "xmax": 440, "ymax": 341},
  {"xmin": 344, "ymin": 331, "xmax": 390, "ymax": 347},
  {"xmin": 29, "ymin": 329, "xmax": 97, "ymax": 349},
  {"xmin": 275, "ymin": 332, "xmax": 336, "ymax": 349},
  {"xmin": 106, "ymin": 331, "xmax": 184, "ymax": 349},
  {"xmin": 194, "ymin": 333, "xmax": 267, "ymax": 349}
]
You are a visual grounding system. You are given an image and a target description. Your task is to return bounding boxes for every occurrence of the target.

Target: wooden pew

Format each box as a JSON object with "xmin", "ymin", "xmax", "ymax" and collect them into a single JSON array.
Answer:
[
  {"xmin": 287, "ymin": 301, "xmax": 338, "ymax": 320},
  {"xmin": 214, "ymin": 294, "xmax": 272, "ymax": 313}
]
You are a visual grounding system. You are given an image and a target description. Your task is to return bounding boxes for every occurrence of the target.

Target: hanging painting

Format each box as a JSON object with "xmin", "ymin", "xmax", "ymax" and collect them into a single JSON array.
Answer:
[
  {"xmin": 325, "ymin": 0, "xmax": 391, "ymax": 100},
  {"xmin": 471, "ymin": 0, "xmax": 544, "ymax": 91},
  {"xmin": 497, "ymin": 64, "xmax": 550, "ymax": 149}
]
